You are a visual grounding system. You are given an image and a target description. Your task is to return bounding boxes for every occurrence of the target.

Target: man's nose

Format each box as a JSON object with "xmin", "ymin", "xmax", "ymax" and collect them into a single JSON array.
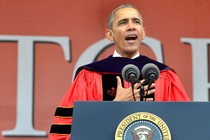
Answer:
[{"xmin": 127, "ymin": 21, "xmax": 136, "ymax": 31}]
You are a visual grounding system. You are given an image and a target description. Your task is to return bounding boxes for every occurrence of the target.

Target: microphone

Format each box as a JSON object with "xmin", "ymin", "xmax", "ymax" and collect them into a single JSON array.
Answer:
[
  {"xmin": 122, "ymin": 64, "xmax": 140, "ymax": 85},
  {"xmin": 141, "ymin": 63, "xmax": 160, "ymax": 101},
  {"xmin": 141, "ymin": 63, "xmax": 160, "ymax": 89},
  {"xmin": 122, "ymin": 64, "xmax": 140, "ymax": 101}
]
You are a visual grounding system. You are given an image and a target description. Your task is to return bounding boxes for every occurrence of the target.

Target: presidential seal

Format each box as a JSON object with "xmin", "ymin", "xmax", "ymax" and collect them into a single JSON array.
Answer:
[{"xmin": 115, "ymin": 112, "xmax": 171, "ymax": 140}]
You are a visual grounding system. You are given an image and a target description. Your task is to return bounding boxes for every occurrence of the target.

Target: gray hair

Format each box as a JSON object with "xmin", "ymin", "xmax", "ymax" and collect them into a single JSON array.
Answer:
[{"xmin": 107, "ymin": 4, "xmax": 142, "ymax": 29}]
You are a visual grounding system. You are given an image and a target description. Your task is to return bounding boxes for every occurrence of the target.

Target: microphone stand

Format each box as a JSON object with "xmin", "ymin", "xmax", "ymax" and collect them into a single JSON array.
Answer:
[
  {"xmin": 143, "ymin": 77, "xmax": 155, "ymax": 101},
  {"xmin": 140, "ymin": 85, "xmax": 144, "ymax": 101},
  {"xmin": 139, "ymin": 80, "xmax": 150, "ymax": 101},
  {"xmin": 130, "ymin": 75, "xmax": 136, "ymax": 101}
]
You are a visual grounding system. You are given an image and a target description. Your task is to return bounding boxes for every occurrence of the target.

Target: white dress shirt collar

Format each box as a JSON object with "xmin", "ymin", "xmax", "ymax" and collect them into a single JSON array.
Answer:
[{"xmin": 113, "ymin": 50, "xmax": 140, "ymax": 59}]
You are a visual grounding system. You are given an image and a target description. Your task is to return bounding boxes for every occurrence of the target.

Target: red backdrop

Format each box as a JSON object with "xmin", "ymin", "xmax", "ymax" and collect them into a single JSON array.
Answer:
[{"xmin": 1, "ymin": 0, "xmax": 210, "ymax": 139}]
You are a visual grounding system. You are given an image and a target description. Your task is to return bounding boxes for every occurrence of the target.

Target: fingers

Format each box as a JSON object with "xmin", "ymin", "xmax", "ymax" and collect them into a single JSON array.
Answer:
[
  {"xmin": 145, "ymin": 98, "xmax": 154, "ymax": 101},
  {"xmin": 134, "ymin": 80, "xmax": 145, "ymax": 89},
  {"xmin": 134, "ymin": 82, "xmax": 141, "ymax": 89},
  {"xmin": 133, "ymin": 80, "xmax": 156, "ymax": 90},
  {"xmin": 139, "ymin": 79, "xmax": 145, "ymax": 84},
  {"xmin": 144, "ymin": 83, "xmax": 155, "ymax": 91},
  {"xmin": 115, "ymin": 76, "xmax": 155, "ymax": 101},
  {"xmin": 134, "ymin": 82, "xmax": 155, "ymax": 99},
  {"xmin": 116, "ymin": 76, "xmax": 122, "ymax": 88},
  {"xmin": 133, "ymin": 86, "xmax": 155, "ymax": 101},
  {"xmin": 146, "ymin": 88, "xmax": 155, "ymax": 95}
]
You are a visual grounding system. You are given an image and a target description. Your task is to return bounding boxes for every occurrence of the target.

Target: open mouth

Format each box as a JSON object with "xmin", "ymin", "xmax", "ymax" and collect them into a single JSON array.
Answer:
[{"xmin": 125, "ymin": 34, "xmax": 138, "ymax": 41}]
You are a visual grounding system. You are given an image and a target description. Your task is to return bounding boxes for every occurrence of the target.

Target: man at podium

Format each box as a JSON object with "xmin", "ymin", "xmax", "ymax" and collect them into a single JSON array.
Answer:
[{"xmin": 49, "ymin": 4, "xmax": 190, "ymax": 140}]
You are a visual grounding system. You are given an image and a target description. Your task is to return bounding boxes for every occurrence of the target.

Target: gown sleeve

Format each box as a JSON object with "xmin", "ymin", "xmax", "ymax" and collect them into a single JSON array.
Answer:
[
  {"xmin": 155, "ymin": 69, "xmax": 190, "ymax": 101},
  {"xmin": 49, "ymin": 69, "xmax": 102, "ymax": 140}
]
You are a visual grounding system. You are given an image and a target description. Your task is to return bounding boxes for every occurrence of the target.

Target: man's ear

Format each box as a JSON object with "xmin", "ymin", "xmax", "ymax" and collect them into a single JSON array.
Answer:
[{"xmin": 105, "ymin": 29, "xmax": 114, "ymax": 41}]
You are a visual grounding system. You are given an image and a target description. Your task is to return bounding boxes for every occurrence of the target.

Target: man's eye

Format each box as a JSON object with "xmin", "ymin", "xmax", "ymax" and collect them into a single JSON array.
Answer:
[
  {"xmin": 134, "ymin": 20, "xmax": 141, "ymax": 24},
  {"xmin": 119, "ymin": 20, "xmax": 127, "ymax": 25}
]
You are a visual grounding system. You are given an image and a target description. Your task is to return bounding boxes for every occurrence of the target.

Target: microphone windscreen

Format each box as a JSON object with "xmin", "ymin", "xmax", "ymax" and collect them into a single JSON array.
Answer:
[
  {"xmin": 141, "ymin": 63, "xmax": 160, "ymax": 80},
  {"xmin": 122, "ymin": 64, "xmax": 140, "ymax": 83}
]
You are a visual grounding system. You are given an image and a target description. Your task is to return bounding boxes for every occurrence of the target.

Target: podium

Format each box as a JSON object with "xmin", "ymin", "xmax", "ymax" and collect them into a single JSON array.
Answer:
[{"xmin": 71, "ymin": 101, "xmax": 210, "ymax": 140}]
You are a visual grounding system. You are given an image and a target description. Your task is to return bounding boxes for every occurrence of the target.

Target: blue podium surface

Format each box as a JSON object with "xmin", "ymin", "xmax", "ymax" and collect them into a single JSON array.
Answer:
[{"xmin": 71, "ymin": 102, "xmax": 210, "ymax": 140}]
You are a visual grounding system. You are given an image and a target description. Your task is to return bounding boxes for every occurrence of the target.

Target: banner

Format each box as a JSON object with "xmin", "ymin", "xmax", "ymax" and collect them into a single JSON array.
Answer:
[{"xmin": 0, "ymin": 0, "xmax": 210, "ymax": 139}]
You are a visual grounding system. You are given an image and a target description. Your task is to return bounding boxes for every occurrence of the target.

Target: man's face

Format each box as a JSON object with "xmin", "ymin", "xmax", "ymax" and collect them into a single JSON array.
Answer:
[{"xmin": 107, "ymin": 8, "xmax": 145, "ymax": 58}]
